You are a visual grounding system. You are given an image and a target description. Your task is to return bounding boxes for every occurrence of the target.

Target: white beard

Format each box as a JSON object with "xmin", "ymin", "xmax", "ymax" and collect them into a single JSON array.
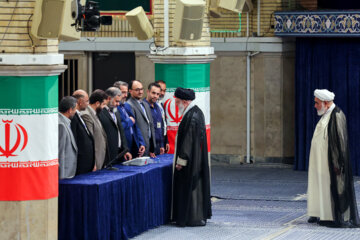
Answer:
[{"xmin": 317, "ymin": 103, "xmax": 326, "ymax": 116}]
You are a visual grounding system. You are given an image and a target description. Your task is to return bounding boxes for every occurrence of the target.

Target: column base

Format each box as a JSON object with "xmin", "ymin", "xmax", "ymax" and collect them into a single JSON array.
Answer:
[{"xmin": 0, "ymin": 197, "xmax": 58, "ymax": 240}]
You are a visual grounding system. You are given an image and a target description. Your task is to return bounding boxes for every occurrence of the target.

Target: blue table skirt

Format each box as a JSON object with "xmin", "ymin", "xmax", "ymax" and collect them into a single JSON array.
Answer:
[{"xmin": 59, "ymin": 154, "xmax": 173, "ymax": 240}]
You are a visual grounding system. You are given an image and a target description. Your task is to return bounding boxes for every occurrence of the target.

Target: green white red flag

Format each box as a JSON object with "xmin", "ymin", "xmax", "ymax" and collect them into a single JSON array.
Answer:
[
  {"xmin": 156, "ymin": 63, "xmax": 211, "ymax": 154},
  {"xmin": 0, "ymin": 76, "xmax": 58, "ymax": 200},
  {"xmin": 163, "ymin": 88, "xmax": 211, "ymax": 154}
]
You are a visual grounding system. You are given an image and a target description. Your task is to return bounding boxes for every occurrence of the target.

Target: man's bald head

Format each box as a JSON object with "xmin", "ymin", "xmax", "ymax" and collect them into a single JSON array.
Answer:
[
  {"xmin": 73, "ymin": 89, "xmax": 87, "ymax": 98},
  {"xmin": 72, "ymin": 89, "xmax": 89, "ymax": 111},
  {"xmin": 129, "ymin": 80, "xmax": 144, "ymax": 100}
]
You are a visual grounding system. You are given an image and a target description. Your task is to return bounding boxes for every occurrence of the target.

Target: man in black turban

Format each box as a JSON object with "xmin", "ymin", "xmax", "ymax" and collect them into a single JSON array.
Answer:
[{"xmin": 171, "ymin": 87, "xmax": 212, "ymax": 227}]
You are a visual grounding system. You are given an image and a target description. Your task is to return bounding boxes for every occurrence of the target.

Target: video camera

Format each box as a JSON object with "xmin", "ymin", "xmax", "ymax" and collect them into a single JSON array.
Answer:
[{"xmin": 72, "ymin": 0, "xmax": 112, "ymax": 32}]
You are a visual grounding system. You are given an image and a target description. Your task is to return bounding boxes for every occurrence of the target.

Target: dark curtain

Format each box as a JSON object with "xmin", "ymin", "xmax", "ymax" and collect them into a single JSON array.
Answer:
[
  {"xmin": 295, "ymin": 38, "xmax": 360, "ymax": 175},
  {"xmin": 318, "ymin": 0, "xmax": 360, "ymax": 9}
]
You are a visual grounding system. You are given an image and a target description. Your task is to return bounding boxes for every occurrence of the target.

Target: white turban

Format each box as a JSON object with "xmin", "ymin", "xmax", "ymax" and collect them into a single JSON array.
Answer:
[{"xmin": 314, "ymin": 89, "xmax": 335, "ymax": 102}]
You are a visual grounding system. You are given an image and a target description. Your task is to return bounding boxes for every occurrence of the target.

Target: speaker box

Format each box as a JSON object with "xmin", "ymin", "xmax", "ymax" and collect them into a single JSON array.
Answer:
[
  {"xmin": 126, "ymin": 6, "xmax": 154, "ymax": 40},
  {"xmin": 31, "ymin": 0, "xmax": 80, "ymax": 41},
  {"xmin": 173, "ymin": 0, "xmax": 206, "ymax": 42},
  {"xmin": 218, "ymin": 0, "xmax": 253, "ymax": 13}
]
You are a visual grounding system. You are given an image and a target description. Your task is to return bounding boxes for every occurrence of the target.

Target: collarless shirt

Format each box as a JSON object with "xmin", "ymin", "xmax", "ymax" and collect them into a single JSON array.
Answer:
[{"xmin": 324, "ymin": 103, "xmax": 336, "ymax": 117}]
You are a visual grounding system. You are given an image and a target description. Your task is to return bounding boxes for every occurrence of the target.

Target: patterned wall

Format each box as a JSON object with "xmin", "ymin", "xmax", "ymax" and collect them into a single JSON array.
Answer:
[{"xmin": 275, "ymin": 11, "xmax": 360, "ymax": 37}]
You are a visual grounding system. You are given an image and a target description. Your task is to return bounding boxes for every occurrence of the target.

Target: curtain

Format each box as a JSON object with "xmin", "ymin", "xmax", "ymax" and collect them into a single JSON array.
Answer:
[
  {"xmin": 318, "ymin": 0, "xmax": 360, "ymax": 9},
  {"xmin": 295, "ymin": 38, "xmax": 360, "ymax": 175}
]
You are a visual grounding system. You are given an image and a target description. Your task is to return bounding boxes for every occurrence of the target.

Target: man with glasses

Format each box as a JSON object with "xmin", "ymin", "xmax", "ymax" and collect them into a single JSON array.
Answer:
[
  {"xmin": 113, "ymin": 81, "xmax": 146, "ymax": 158},
  {"xmin": 127, "ymin": 80, "xmax": 156, "ymax": 157}
]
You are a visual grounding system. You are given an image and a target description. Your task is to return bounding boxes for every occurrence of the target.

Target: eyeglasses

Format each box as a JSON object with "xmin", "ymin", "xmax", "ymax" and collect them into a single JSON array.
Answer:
[{"xmin": 132, "ymin": 88, "xmax": 144, "ymax": 92}]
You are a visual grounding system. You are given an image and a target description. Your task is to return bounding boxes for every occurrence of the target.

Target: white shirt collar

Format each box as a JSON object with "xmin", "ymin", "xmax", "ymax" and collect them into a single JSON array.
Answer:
[{"xmin": 324, "ymin": 103, "xmax": 336, "ymax": 116}]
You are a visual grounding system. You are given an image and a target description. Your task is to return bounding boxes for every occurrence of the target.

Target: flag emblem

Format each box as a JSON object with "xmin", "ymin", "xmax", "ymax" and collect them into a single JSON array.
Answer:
[
  {"xmin": 0, "ymin": 120, "xmax": 28, "ymax": 158},
  {"xmin": 164, "ymin": 96, "xmax": 183, "ymax": 124}
]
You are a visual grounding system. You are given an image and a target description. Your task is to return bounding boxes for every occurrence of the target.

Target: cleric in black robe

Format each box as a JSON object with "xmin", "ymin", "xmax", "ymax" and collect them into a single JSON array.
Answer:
[
  {"xmin": 171, "ymin": 87, "xmax": 211, "ymax": 227},
  {"xmin": 327, "ymin": 106, "xmax": 360, "ymax": 227},
  {"xmin": 308, "ymin": 89, "xmax": 360, "ymax": 228}
]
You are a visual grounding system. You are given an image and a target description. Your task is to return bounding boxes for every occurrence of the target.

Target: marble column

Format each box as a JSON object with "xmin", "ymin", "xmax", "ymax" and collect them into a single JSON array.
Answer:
[{"xmin": 0, "ymin": 63, "xmax": 66, "ymax": 240}]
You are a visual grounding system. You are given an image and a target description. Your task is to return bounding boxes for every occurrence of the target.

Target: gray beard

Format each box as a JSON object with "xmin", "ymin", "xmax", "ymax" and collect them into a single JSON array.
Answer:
[
  {"xmin": 178, "ymin": 104, "xmax": 185, "ymax": 115},
  {"xmin": 108, "ymin": 104, "xmax": 115, "ymax": 112}
]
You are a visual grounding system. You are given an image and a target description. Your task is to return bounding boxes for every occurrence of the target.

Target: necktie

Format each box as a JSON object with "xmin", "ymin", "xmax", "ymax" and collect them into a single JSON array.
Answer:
[
  {"xmin": 78, "ymin": 113, "xmax": 90, "ymax": 135},
  {"xmin": 139, "ymin": 102, "xmax": 147, "ymax": 117},
  {"xmin": 108, "ymin": 108, "xmax": 116, "ymax": 122}
]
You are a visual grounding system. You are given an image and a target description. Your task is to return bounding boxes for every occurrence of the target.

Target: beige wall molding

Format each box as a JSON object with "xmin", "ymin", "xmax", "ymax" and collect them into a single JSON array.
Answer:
[
  {"xmin": 148, "ymin": 54, "xmax": 217, "ymax": 64},
  {"xmin": 150, "ymin": 46, "xmax": 214, "ymax": 56},
  {"xmin": 0, "ymin": 65, "xmax": 67, "ymax": 76},
  {"xmin": 0, "ymin": 54, "xmax": 64, "ymax": 65},
  {"xmin": 59, "ymin": 37, "xmax": 295, "ymax": 53}
]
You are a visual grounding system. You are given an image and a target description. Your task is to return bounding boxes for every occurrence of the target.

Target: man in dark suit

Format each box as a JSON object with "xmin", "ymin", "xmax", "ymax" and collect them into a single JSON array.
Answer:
[
  {"xmin": 127, "ymin": 80, "xmax": 156, "ymax": 157},
  {"xmin": 113, "ymin": 81, "xmax": 145, "ymax": 158},
  {"xmin": 98, "ymin": 87, "xmax": 132, "ymax": 167},
  {"xmin": 71, "ymin": 90, "xmax": 95, "ymax": 175}
]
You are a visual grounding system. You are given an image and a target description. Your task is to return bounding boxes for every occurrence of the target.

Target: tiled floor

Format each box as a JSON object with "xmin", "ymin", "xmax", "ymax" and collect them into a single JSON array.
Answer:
[{"xmin": 133, "ymin": 162, "xmax": 360, "ymax": 240}]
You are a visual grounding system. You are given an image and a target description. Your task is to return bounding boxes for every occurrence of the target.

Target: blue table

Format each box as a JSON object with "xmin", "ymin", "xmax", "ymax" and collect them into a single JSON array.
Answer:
[{"xmin": 58, "ymin": 154, "xmax": 173, "ymax": 240}]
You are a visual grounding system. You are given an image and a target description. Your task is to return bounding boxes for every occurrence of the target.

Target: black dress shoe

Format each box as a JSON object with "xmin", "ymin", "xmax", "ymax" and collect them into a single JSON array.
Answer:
[
  {"xmin": 308, "ymin": 217, "xmax": 319, "ymax": 223},
  {"xmin": 318, "ymin": 220, "xmax": 339, "ymax": 228},
  {"xmin": 187, "ymin": 220, "xmax": 206, "ymax": 227}
]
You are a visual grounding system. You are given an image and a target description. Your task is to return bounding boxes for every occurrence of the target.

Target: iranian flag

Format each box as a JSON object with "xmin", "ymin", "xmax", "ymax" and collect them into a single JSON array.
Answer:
[
  {"xmin": 0, "ymin": 76, "xmax": 58, "ymax": 201},
  {"xmin": 156, "ymin": 63, "xmax": 211, "ymax": 154}
]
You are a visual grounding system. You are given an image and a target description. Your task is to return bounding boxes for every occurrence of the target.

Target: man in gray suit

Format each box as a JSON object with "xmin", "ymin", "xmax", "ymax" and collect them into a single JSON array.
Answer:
[
  {"xmin": 127, "ymin": 80, "xmax": 156, "ymax": 157},
  {"xmin": 58, "ymin": 96, "xmax": 78, "ymax": 179},
  {"xmin": 81, "ymin": 89, "xmax": 108, "ymax": 170}
]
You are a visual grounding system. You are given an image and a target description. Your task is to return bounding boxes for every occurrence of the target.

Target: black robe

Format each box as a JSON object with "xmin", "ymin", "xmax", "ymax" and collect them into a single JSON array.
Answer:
[
  {"xmin": 328, "ymin": 106, "xmax": 360, "ymax": 227},
  {"xmin": 172, "ymin": 105, "xmax": 212, "ymax": 226}
]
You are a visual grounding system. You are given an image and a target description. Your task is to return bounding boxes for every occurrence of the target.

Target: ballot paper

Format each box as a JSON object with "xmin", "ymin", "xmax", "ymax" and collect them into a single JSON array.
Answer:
[{"xmin": 122, "ymin": 157, "xmax": 152, "ymax": 166}]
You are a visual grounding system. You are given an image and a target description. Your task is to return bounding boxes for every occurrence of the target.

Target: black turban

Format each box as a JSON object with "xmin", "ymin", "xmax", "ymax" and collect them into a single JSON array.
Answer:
[{"xmin": 174, "ymin": 87, "xmax": 195, "ymax": 101}]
